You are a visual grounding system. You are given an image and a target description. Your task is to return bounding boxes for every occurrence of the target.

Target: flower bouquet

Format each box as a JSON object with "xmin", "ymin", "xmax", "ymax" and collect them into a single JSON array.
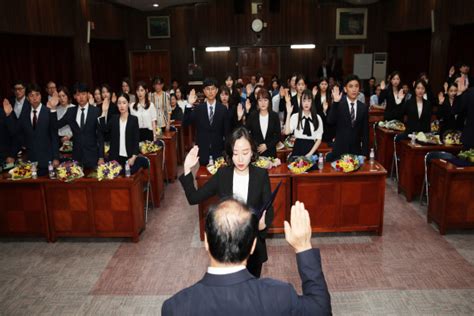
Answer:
[
  {"xmin": 458, "ymin": 149, "xmax": 474, "ymax": 163},
  {"xmin": 416, "ymin": 132, "xmax": 442, "ymax": 145},
  {"xmin": 9, "ymin": 161, "xmax": 33, "ymax": 180},
  {"xmin": 60, "ymin": 141, "xmax": 73, "ymax": 153},
  {"xmin": 378, "ymin": 120, "xmax": 406, "ymax": 131},
  {"xmin": 253, "ymin": 157, "xmax": 281, "ymax": 169},
  {"xmin": 443, "ymin": 130, "xmax": 462, "ymax": 145},
  {"xmin": 56, "ymin": 161, "xmax": 84, "ymax": 182},
  {"xmin": 140, "ymin": 140, "xmax": 162, "ymax": 154},
  {"xmin": 288, "ymin": 156, "xmax": 313, "ymax": 174},
  {"xmin": 207, "ymin": 157, "xmax": 227, "ymax": 175},
  {"xmin": 331, "ymin": 154, "xmax": 362, "ymax": 173},
  {"xmin": 97, "ymin": 160, "xmax": 122, "ymax": 181},
  {"xmin": 431, "ymin": 120, "xmax": 440, "ymax": 133}
]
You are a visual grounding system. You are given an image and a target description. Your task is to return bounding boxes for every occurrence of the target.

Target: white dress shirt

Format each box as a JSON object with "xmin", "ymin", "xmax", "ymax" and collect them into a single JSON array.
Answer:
[
  {"xmin": 232, "ymin": 170, "xmax": 249, "ymax": 204},
  {"xmin": 129, "ymin": 102, "xmax": 157, "ymax": 131},
  {"xmin": 14, "ymin": 97, "xmax": 26, "ymax": 118},
  {"xmin": 289, "ymin": 113, "xmax": 324, "ymax": 141},
  {"xmin": 207, "ymin": 265, "xmax": 246, "ymax": 275},
  {"xmin": 417, "ymin": 100, "xmax": 423, "ymax": 118},
  {"xmin": 119, "ymin": 118, "xmax": 128, "ymax": 157},
  {"xmin": 259, "ymin": 113, "xmax": 269, "ymax": 139},
  {"xmin": 346, "ymin": 97, "xmax": 357, "ymax": 121},
  {"xmin": 76, "ymin": 104, "xmax": 89, "ymax": 127},
  {"xmin": 57, "ymin": 104, "xmax": 75, "ymax": 137},
  {"xmin": 30, "ymin": 104, "xmax": 42, "ymax": 125}
]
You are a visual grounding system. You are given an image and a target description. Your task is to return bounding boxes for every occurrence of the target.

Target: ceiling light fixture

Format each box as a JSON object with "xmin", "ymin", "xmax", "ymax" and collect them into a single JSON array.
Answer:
[
  {"xmin": 205, "ymin": 46, "xmax": 231, "ymax": 52},
  {"xmin": 153, "ymin": 3, "xmax": 159, "ymax": 7},
  {"xmin": 290, "ymin": 44, "xmax": 316, "ymax": 49}
]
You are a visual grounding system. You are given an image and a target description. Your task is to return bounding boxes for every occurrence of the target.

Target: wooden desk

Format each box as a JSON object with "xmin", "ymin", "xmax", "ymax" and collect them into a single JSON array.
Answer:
[
  {"xmin": 375, "ymin": 126, "xmax": 402, "ymax": 173},
  {"xmin": 398, "ymin": 140, "xmax": 462, "ymax": 202},
  {"xmin": 428, "ymin": 159, "xmax": 474, "ymax": 234},
  {"xmin": 173, "ymin": 121, "xmax": 185, "ymax": 165},
  {"xmin": 369, "ymin": 109, "xmax": 385, "ymax": 149},
  {"xmin": 292, "ymin": 162, "xmax": 386, "ymax": 235},
  {"xmin": 276, "ymin": 142, "xmax": 332, "ymax": 163},
  {"xmin": 45, "ymin": 171, "xmax": 145, "ymax": 242},
  {"xmin": 195, "ymin": 165, "xmax": 292, "ymax": 241},
  {"xmin": 182, "ymin": 123, "xmax": 195, "ymax": 152},
  {"xmin": 144, "ymin": 149, "xmax": 164, "ymax": 207},
  {"xmin": 0, "ymin": 177, "xmax": 49, "ymax": 240},
  {"xmin": 162, "ymin": 131, "xmax": 178, "ymax": 182}
]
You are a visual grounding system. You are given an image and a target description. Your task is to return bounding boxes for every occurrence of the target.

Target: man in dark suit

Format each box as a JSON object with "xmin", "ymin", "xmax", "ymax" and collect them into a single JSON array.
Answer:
[
  {"xmin": 453, "ymin": 78, "xmax": 474, "ymax": 150},
  {"xmin": 4, "ymin": 84, "xmax": 59, "ymax": 175},
  {"xmin": 49, "ymin": 83, "xmax": 104, "ymax": 168},
  {"xmin": 3, "ymin": 81, "xmax": 30, "ymax": 156},
  {"xmin": 327, "ymin": 74, "xmax": 369, "ymax": 161},
  {"xmin": 0, "ymin": 106, "xmax": 15, "ymax": 164},
  {"xmin": 183, "ymin": 78, "xmax": 230, "ymax": 165},
  {"xmin": 42, "ymin": 81, "xmax": 57, "ymax": 106},
  {"xmin": 162, "ymin": 198, "xmax": 331, "ymax": 316}
]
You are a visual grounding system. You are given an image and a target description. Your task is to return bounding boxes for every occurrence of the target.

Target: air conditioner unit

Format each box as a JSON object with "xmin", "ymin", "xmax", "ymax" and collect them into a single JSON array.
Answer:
[{"xmin": 373, "ymin": 52, "xmax": 387, "ymax": 83}]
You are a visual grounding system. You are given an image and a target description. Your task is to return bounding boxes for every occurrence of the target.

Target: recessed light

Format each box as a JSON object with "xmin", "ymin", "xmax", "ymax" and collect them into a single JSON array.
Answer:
[
  {"xmin": 153, "ymin": 3, "xmax": 159, "ymax": 7},
  {"xmin": 205, "ymin": 46, "xmax": 231, "ymax": 52},
  {"xmin": 290, "ymin": 44, "xmax": 316, "ymax": 49}
]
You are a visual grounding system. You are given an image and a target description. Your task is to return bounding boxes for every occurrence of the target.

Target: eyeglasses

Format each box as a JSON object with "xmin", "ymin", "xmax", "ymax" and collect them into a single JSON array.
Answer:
[{"xmin": 14, "ymin": 87, "xmax": 25, "ymax": 91}]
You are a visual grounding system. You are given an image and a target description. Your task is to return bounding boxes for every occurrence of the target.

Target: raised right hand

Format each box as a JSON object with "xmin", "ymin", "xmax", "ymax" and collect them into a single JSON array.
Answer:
[
  {"xmin": 246, "ymin": 83, "xmax": 253, "ymax": 96},
  {"xmin": 2, "ymin": 98, "xmax": 13, "ymax": 116},
  {"xmin": 312, "ymin": 86, "xmax": 318, "ymax": 97},
  {"xmin": 285, "ymin": 94, "xmax": 293, "ymax": 115},
  {"xmin": 380, "ymin": 80, "xmax": 386, "ymax": 90},
  {"xmin": 184, "ymin": 145, "xmax": 200, "ymax": 175},
  {"xmin": 438, "ymin": 92, "xmax": 445, "ymax": 105},
  {"xmin": 284, "ymin": 201, "xmax": 312, "ymax": 253},
  {"xmin": 245, "ymin": 99, "xmax": 251, "ymax": 113},
  {"xmin": 331, "ymin": 85, "xmax": 342, "ymax": 102},
  {"xmin": 47, "ymin": 92, "xmax": 59, "ymax": 110},
  {"xmin": 187, "ymin": 89, "xmax": 197, "ymax": 105},
  {"xmin": 102, "ymin": 98, "xmax": 110, "ymax": 114},
  {"xmin": 237, "ymin": 104, "xmax": 244, "ymax": 120}
]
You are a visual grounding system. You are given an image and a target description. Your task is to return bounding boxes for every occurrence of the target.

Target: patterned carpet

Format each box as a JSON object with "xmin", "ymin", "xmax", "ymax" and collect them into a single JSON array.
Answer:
[{"xmin": 1, "ymin": 174, "xmax": 474, "ymax": 315}]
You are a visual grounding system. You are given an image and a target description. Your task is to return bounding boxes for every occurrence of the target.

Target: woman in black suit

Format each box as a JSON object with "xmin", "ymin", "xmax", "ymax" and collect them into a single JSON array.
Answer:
[
  {"xmin": 437, "ymin": 82, "xmax": 464, "ymax": 134},
  {"xmin": 313, "ymin": 78, "xmax": 335, "ymax": 145},
  {"xmin": 100, "ymin": 93, "xmax": 143, "ymax": 174},
  {"xmin": 397, "ymin": 79, "xmax": 432, "ymax": 135},
  {"xmin": 379, "ymin": 71, "xmax": 405, "ymax": 121},
  {"xmin": 99, "ymin": 84, "xmax": 118, "ymax": 142},
  {"xmin": 240, "ymin": 88, "xmax": 280, "ymax": 157},
  {"xmin": 179, "ymin": 127, "xmax": 274, "ymax": 278}
]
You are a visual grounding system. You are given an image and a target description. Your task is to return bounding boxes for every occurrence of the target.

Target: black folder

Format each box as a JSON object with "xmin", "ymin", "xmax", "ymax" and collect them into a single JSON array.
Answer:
[{"xmin": 254, "ymin": 180, "xmax": 282, "ymax": 219}]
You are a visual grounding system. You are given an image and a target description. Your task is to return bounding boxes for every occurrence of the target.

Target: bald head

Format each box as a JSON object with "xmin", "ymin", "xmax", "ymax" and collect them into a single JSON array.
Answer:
[{"xmin": 205, "ymin": 198, "xmax": 258, "ymax": 264}]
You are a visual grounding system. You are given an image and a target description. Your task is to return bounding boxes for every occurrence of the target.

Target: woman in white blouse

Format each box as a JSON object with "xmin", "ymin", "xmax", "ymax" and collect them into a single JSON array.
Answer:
[
  {"xmin": 174, "ymin": 87, "xmax": 187, "ymax": 113},
  {"xmin": 129, "ymin": 81, "xmax": 157, "ymax": 142},
  {"xmin": 149, "ymin": 76, "xmax": 171, "ymax": 132},
  {"xmin": 284, "ymin": 89, "xmax": 324, "ymax": 158},
  {"xmin": 56, "ymin": 86, "xmax": 75, "ymax": 144}
]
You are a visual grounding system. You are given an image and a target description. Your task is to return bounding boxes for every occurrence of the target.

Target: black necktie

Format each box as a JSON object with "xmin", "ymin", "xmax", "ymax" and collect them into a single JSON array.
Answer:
[
  {"xmin": 350, "ymin": 102, "xmax": 355, "ymax": 127},
  {"xmin": 80, "ymin": 108, "xmax": 85, "ymax": 129},
  {"xmin": 32, "ymin": 110, "xmax": 37, "ymax": 129},
  {"xmin": 303, "ymin": 117, "xmax": 312, "ymax": 136},
  {"xmin": 209, "ymin": 106, "xmax": 214, "ymax": 125}
]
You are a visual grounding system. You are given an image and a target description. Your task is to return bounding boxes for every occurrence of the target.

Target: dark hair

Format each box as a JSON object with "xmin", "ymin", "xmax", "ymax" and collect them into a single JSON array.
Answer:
[
  {"xmin": 121, "ymin": 77, "xmax": 131, "ymax": 87},
  {"xmin": 133, "ymin": 81, "xmax": 151, "ymax": 110},
  {"xmin": 12, "ymin": 81, "xmax": 26, "ymax": 88},
  {"xmin": 152, "ymin": 76, "xmax": 164, "ymax": 86},
  {"xmin": 447, "ymin": 82, "xmax": 458, "ymax": 90},
  {"xmin": 219, "ymin": 85, "xmax": 230, "ymax": 96},
  {"xmin": 205, "ymin": 197, "xmax": 258, "ymax": 264},
  {"xmin": 116, "ymin": 92, "xmax": 130, "ymax": 103},
  {"xmin": 295, "ymin": 74, "xmax": 306, "ymax": 86},
  {"xmin": 224, "ymin": 73, "xmax": 234, "ymax": 82},
  {"xmin": 203, "ymin": 77, "xmax": 218, "ymax": 89},
  {"xmin": 174, "ymin": 86, "xmax": 185, "ymax": 100},
  {"xmin": 73, "ymin": 82, "xmax": 89, "ymax": 94},
  {"xmin": 316, "ymin": 78, "xmax": 332, "ymax": 107},
  {"xmin": 297, "ymin": 89, "xmax": 319, "ymax": 132},
  {"xmin": 343, "ymin": 74, "xmax": 361, "ymax": 87},
  {"xmin": 224, "ymin": 126, "xmax": 258, "ymax": 166},
  {"xmin": 369, "ymin": 76, "xmax": 376, "ymax": 81},
  {"xmin": 57, "ymin": 86, "xmax": 71, "ymax": 102},
  {"xmin": 100, "ymin": 83, "xmax": 112, "ymax": 93},
  {"xmin": 413, "ymin": 79, "xmax": 427, "ymax": 90},
  {"xmin": 255, "ymin": 87, "xmax": 271, "ymax": 101},
  {"xmin": 388, "ymin": 71, "xmax": 401, "ymax": 88},
  {"xmin": 27, "ymin": 83, "xmax": 41, "ymax": 95}
]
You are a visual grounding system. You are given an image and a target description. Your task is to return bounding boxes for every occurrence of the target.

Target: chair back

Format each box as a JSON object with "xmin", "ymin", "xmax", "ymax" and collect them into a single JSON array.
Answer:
[{"xmin": 425, "ymin": 151, "xmax": 455, "ymax": 165}]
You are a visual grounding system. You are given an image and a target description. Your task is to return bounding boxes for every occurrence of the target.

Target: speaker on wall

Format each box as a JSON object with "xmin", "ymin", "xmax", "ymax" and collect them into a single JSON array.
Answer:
[
  {"xmin": 234, "ymin": 0, "xmax": 244, "ymax": 14},
  {"xmin": 269, "ymin": 0, "xmax": 280, "ymax": 13}
]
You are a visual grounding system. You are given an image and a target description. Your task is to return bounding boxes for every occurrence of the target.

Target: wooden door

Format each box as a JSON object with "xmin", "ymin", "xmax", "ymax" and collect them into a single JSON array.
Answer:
[
  {"xmin": 238, "ymin": 47, "xmax": 279, "ymax": 85},
  {"xmin": 130, "ymin": 51, "xmax": 171, "ymax": 87}
]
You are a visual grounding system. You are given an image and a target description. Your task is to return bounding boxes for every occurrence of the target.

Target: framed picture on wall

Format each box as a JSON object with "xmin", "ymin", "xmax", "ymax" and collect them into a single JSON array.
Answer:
[
  {"xmin": 147, "ymin": 16, "xmax": 170, "ymax": 39},
  {"xmin": 336, "ymin": 8, "xmax": 368, "ymax": 40}
]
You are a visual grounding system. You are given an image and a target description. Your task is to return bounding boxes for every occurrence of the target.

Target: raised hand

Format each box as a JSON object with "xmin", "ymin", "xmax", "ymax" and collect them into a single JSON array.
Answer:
[
  {"xmin": 184, "ymin": 145, "xmax": 200, "ymax": 175},
  {"xmin": 3, "ymin": 98, "xmax": 13, "ymax": 116},
  {"xmin": 380, "ymin": 80, "xmax": 386, "ymax": 90},
  {"xmin": 312, "ymin": 86, "xmax": 318, "ymax": 97},
  {"xmin": 397, "ymin": 89, "xmax": 405, "ymax": 100},
  {"xmin": 285, "ymin": 95, "xmax": 293, "ymax": 115},
  {"xmin": 331, "ymin": 85, "xmax": 342, "ymax": 102},
  {"xmin": 438, "ymin": 92, "xmax": 445, "ymax": 105},
  {"xmin": 284, "ymin": 201, "xmax": 312, "ymax": 253},
  {"xmin": 245, "ymin": 99, "xmax": 251, "ymax": 113},
  {"xmin": 47, "ymin": 92, "xmax": 59, "ymax": 110},
  {"xmin": 456, "ymin": 77, "xmax": 467, "ymax": 95},
  {"xmin": 284, "ymin": 88, "xmax": 291, "ymax": 104},
  {"xmin": 88, "ymin": 93, "xmax": 94, "ymax": 105},
  {"xmin": 246, "ymin": 83, "xmax": 253, "ymax": 96},
  {"xmin": 237, "ymin": 103, "xmax": 244, "ymax": 121},
  {"xmin": 102, "ymin": 97, "xmax": 110, "ymax": 114},
  {"xmin": 111, "ymin": 92, "xmax": 117, "ymax": 103},
  {"xmin": 187, "ymin": 89, "xmax": 197, "ymax": 105},
  {"xmin": 443, "ymin": 82, "xmax": 449, "ymax": 94}
]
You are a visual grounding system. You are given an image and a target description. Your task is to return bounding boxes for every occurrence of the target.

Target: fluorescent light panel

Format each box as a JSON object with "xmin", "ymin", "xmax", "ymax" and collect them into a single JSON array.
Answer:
[
  {"xmin": 205, "ymin": 46, "xmax": 230, "ymax": 52},
  {"xmin": 290, "ymin": 44, "xmax": 316, "ymax": 49}
]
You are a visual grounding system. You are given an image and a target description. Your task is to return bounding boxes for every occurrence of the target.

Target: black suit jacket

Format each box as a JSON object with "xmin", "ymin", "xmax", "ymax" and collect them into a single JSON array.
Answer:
[
  {"xmin": 245, "ymin": 111, "xmax": 280, "ymax": 157},
  {"xmin": 279, "ymin": 94, "xmax": 300, "ymax": 122},
  {"xmin": 179, "ymin": 165, "xmax": 274, "ymax": 263},
  {"xmin": 99, "ymin": 114, "xmax": 140, "ymax": 161},
  {"xmin": 97, "ymin": 102, "xmax": 118, "ymax": 142},
  {"xmin": 57, "ymin": 105, "xmax": 104, "ymax": 168},
  {"xmin": 437, "ymin": 98, "xmax": 465, "ymax": 135},
  {"xmin": 162, "ymin": 249, "xmax": 332, "ymax": 316},
  {"xmin": 0, "ymin": 107, "xmax": 13, "ymax": 160},
  {"xmin": 314, "ymin": 93, "xmax": 336, "ymax": 143},
  {"xmin": 327, "ymin": 98, "xmax": 369, "ymax": 159},
  {"xmin": 8, "ymin": 97, "xmax": 30, "ymax": 155},
  {"xmin": 8, "ymin": 104, "xmax": 59, "ymax": 168},
  {"xmin": 317, "ymin": 65, "xmax": 332, "ymax": 79},
  {"xmin": 453, "ymin": 87, "xmax": 474, "ymax": 149},
  {"xmin": 183, "ymin": 102, "xmax": 230, "ymax": 165},
  {"xmin": 397, "ymin": 98, "xmax": 432, "ymax": 135},
  {"xmin": 379, "ymin": 88, "xmax": 404, "ymax": 121}
]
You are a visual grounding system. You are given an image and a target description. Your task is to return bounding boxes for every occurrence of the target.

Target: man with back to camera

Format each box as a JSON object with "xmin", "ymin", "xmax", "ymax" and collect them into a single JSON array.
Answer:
[{"xmin": 162, "ymin": 198, "xmax": 332, "ymax": 315}]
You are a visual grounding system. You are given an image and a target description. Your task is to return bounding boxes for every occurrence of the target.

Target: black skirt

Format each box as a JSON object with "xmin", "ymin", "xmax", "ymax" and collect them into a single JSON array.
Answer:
[
  {"xmin": 291, "ymin": 138, "xmax": 316, "ymax": 157},
  {"xmin": 139, "ymin": 128, "xmax": 154, "ymax": 142}
]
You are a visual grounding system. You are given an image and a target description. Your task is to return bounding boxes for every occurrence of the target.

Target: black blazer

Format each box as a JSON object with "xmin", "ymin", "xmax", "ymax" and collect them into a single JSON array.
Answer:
[
  {"xmin": 453, "ymin": 87, "xmax": 474, "ymax": 149},
  {"xmin": 317, "ymin": 65, "xmax": 332, "ymax": 79},
  {"xmin": 245, "ymin": 111, "xmax": 280, "ymax": 157},
  {"xmin": 162, "ymin": 249, "xmax": 332, "ymax": 316},
  {"xmin": 0, "ymin": 107, "xmax": 13, "ymax": 160},
  {"xmin": 379, "ymin": 88, "xmax": 404, "ymax": 121},
  {"xmin": 170, "ymin": 106, "xmax": 183, "ymax": 121},
  {"xmin": 437, "ymin": 98, "xmax": 465, "ymax": 134},
  {"xmin": 179, "ymin": 165, "xmax": 274, "ymax": 264},
  {"xmin": 314, "ymin": 93, "xmax": 336, "ymax": 143},
  {"xmin": 327, "ymin": 98, "xmax": 369, "ymax": 159},
  {"xmin": 99, "ymin": 114, "xmax": 140, "ymax": 161},
  {"xmin": 7, "ymin": 104, "xmax": 59, "ymax": 169},
  {"xmin": 8, "ymin": 97, "xmax": 30, "ymax": 155},
  {"xmin": 183, "ymin": 102, "xmax": 230, "ymax": 165},
  {"xmin": 397, "ymin": 98, "xmax": 432, "ymax": 135},
  {"xmin": 279, "ymin": 94, "xmax": 300, "ymax": 121},
  {"xmin": 57, "ymin": 105, "xmax": 104, "ymax": 168},
  {"xmin": 97, "ymin": 102, "xmax": 118, "ymax": 142}
]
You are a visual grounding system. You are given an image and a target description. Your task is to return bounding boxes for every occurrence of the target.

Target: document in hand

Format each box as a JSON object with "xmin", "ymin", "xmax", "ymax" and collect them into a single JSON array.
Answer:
[{"xmin": 254, "ymin": 180, "xmax": 282, "ymax": 219}]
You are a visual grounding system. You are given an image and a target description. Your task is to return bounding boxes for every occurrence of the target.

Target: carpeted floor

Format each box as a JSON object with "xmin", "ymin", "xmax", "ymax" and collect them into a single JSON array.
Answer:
[{"xmin": 1, "ymin": 174, "xmax": 473, "ymax": 315}]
